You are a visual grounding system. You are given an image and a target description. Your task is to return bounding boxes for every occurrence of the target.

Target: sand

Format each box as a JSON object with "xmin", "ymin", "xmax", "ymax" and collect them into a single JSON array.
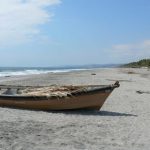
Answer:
[{"xmin": 0, "ymin": 68, "xmax": 150, "ymax": 150}]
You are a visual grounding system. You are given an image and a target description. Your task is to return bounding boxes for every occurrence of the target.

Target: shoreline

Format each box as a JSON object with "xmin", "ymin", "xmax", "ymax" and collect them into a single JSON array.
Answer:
[{"xmin": 0, "ymin": 67, "xmax": 149, "ymax": 86}]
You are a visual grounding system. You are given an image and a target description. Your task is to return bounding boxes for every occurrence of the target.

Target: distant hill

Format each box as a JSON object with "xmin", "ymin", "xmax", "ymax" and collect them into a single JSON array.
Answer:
[{"xmin": 123, "ymin": 59, "xmax": 150, "ymax": 68}]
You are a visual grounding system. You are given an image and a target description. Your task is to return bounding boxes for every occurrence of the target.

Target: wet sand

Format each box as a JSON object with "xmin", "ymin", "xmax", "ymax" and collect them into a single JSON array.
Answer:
[{"xmin": 0, "ymin": 68, "xmax": 150, "ymax": 150}]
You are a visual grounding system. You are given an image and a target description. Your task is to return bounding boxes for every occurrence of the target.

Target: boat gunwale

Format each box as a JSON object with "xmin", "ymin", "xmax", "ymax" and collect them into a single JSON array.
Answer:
[{"xmin": 0, "ymin": 81, "xmax": 119, "ymax": 100}]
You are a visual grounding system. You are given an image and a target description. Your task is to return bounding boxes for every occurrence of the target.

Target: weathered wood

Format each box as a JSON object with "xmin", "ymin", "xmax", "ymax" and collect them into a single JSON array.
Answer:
[{"xmin": 0, "ymin": 82, "xmax": 119, "ymax": 111}]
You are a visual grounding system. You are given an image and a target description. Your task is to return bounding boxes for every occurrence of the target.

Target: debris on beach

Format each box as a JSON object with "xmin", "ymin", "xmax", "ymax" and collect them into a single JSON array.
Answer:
[
  {"xmin": 136, "ymin": 90, "xmax": 150, "ymax": 94},
  {"xmin": 91, "ymin": 73, "xmax": 96, "ymax": 75}
]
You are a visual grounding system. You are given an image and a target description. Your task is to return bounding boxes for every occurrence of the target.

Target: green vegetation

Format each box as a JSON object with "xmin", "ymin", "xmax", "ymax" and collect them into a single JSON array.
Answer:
[{"xmin": 123, "ymin": 59, "xmax": 150, "ymax": 68}]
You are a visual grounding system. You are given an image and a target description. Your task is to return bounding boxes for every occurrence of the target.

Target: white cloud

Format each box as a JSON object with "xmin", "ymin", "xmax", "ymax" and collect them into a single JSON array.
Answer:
[
  {"xmin": 0, "ymin": 0, "xmax": 61, "ymax": 47},
  {"xmin": 111, "ymin": 40, "xmax": 150, "ymax": 62}
]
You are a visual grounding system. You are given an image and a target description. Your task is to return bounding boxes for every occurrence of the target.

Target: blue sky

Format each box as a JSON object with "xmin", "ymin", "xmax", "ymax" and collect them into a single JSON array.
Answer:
[{"xmin": 0, "ymin": 0, "xmax": 150, "ymax": 67}]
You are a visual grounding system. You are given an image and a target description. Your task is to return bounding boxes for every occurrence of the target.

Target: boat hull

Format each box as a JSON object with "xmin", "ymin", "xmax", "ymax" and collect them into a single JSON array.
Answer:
[{"xmin": 0, "ymin": 90, "xmax": 113, "ymax": 111}]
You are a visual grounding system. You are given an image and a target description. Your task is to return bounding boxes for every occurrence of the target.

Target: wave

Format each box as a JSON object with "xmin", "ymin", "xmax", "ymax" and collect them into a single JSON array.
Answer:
[
  {"xmin": 0, "ymin": 68, "xmax": 87, "ymax": 77},
  {"xmin": 0, "ymin": 64, "xmax": 119, "ymax": 77}
]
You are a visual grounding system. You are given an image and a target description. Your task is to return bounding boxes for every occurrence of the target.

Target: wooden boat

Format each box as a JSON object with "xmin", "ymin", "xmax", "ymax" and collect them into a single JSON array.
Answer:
[{"xmin": 0, "ymin": 81, "xmax": 119, "ymax": 111}]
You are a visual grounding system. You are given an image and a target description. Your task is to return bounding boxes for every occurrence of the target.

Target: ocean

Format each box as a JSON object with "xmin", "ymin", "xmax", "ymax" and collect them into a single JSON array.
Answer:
[{"xmin": 0, "ymin": 65, "xmax": 118, "ymax": 77}]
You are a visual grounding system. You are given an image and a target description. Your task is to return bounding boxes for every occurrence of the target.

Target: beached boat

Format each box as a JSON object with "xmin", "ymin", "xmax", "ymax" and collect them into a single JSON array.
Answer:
[{"xmin": 0, "ymin": 81, "xmax": 119, "ymax": 111}]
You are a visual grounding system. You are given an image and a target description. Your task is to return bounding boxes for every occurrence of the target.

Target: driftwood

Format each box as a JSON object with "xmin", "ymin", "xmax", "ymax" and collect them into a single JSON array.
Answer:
[
  {"xmin": 136, "ymin": 90, "xmax": 150, "ymax": 94},
  {"xmin": 0, "ymin": 86, "xmax": 77, "ymax": 97}
]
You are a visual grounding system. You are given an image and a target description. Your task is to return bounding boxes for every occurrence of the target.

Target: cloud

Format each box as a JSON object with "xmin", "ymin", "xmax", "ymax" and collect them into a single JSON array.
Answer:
[
  {"xmin": 111, "ymin": 40, "xmax": 150, "ymax": 62},
  {"xmin": 0, "ymin": 0, "xmax": 61, "ymax": 47}
]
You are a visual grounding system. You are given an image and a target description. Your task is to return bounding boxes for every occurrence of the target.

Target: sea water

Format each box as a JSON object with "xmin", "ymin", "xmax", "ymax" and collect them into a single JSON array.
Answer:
[
  {"xmin": 0, "ymin": 67, "xmax": 87, "ymax": 77},
  {"xmin": 0, "ymin": 64, "xmax": 118, "ymax": 77}
]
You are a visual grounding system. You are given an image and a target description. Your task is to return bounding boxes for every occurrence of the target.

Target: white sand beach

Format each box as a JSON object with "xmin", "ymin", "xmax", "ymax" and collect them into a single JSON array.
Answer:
[{"xmin": 0, "ymin": 68, "xmax": 150, "ymax": 150}]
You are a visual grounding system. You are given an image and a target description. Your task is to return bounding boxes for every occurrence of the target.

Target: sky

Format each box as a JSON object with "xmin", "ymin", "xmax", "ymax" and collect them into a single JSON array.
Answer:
[{"xmin": 0, "ymin": 0, "xmax": 150, "ymax": 67}]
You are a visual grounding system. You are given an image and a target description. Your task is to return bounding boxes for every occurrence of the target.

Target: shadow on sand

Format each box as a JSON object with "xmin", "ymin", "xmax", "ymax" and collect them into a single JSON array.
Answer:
[
  {"xmin": 50, "ymin": 110, "xmax": 137, "ymax": 117},
  {"xmin": 1, "ymin": 106, "xmax": 137, "ymax": 117}
]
